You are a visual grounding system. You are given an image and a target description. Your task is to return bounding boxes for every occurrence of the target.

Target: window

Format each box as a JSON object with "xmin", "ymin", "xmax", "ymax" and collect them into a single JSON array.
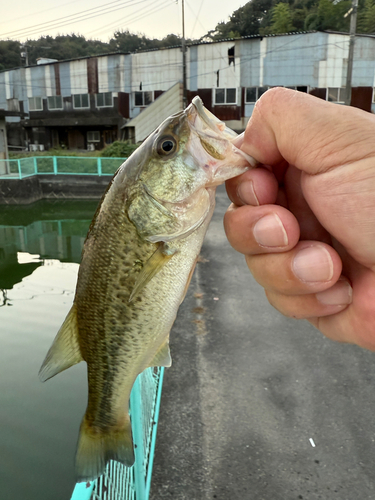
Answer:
[
  {"xmin": 134, "ymin": 91, "xmax": 153, "ymax": 107},
  {"xmin": 214, "ymin": 88, "xmax": 237, "ymax": 105},
  {"xmin": 245, "ymin": 87, "xmax": 268, "ymax": 103},
  {"xmin": 87, "ymin": 131, "xmax": 100, "ymax": 142},
  {"xmin": 96, "ymin": 92, "xmax": 113, "ymax": 107},
  {"xmin": 73, "ymin": 94, "xmax": 90, "ymax": 109},
  {"xmin": 327, "ymin": 87, "xmax": 345, "ymax": 103},
  {"xmin": 47, "ymin": 95, "xmax": 63, "ymax": 110},
  {"xmin": 228, "ymin": 46, "xmax": 235, "ymax": 66},
  {"xmin": 28, "ymin": 97, "xmax": 43, "ymax": 111}
]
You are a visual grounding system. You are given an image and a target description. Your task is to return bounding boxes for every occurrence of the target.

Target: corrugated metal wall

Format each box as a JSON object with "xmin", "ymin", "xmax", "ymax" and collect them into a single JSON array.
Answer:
[{"xmin": 1, "ymin": 32, "xmax": 375, "ymax": 135}]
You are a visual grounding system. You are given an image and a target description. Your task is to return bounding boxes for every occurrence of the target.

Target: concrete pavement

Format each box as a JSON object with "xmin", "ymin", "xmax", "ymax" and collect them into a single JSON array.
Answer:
[{"xmin": 150, "ymin": 186, "xmax": 375, "ymax": 500}]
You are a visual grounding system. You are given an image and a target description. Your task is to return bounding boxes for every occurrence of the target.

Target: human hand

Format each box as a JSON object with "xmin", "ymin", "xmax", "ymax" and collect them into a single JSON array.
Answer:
[{"xmin": 224, "ymin": 87, "xmax": 375, "ymax": 350}]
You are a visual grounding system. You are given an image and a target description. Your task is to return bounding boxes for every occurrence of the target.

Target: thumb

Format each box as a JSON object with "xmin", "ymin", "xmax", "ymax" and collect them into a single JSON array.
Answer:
[{"xmin": 241, "ymin": 88, "xmax": 375, "ymax": 269}]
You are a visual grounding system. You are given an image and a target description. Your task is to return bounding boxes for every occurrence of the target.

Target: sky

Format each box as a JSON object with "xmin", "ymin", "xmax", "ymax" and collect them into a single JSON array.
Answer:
[{"xmin": 0, "ymin": 0, "xmax": 247, "ymax": 43}]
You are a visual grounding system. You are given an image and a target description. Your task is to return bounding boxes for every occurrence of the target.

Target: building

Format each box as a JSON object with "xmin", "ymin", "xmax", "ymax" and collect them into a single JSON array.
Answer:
[{"xmin": 1, "ymin": 30, "xmax": 375, "ymax": 151}]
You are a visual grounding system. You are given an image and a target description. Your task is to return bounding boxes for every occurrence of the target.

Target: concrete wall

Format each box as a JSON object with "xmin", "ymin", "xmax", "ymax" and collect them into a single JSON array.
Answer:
[{"xmin": 0, "ymin": 175, "xmax": 109, "ymax": 204}]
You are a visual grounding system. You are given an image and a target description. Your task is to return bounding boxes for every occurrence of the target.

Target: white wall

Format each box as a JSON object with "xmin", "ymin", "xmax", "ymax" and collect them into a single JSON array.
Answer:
[
  {"xmin": 318, "ymin": 34, "xmax": 348, "ymax": 88},
  {"xmin": 196, "ymin": 42, "xmax": 240, "ymax": 90},
  {"xmin": 131, "ymin": 49, "xmax": 182, "ymax": 92},
  {"xmin": 69, "ymin": 60, "xmax": 88, "ymax": 94}
]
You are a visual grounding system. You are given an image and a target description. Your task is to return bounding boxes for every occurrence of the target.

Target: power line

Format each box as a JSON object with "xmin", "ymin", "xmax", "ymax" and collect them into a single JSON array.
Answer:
[
  {"xmin": 86, "ymin": 0, "xmax": 173, "ymax": 38},
  {"xmin": 0, "ymin": 0, "xmax": 151, "ymax": 39},
  {"xmin": 0, "ymin": 0, "xmax": 81, "ymax": 26},
  {"xmin": 1, "ymin": 0, "xmax": 128, "ymax": 37},
  {"xmin": 190, "ymin": 0, "xmax": 205, "ymax": 38}
]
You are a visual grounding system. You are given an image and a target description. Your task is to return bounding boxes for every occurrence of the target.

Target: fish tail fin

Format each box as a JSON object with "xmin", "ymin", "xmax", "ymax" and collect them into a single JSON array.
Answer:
[{"xmin": 75, "ymin": 416, "xmax": 135, "ymax": 482}]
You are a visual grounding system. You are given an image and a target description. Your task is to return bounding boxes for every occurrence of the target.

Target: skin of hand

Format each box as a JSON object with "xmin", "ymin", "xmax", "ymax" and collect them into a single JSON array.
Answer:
[{"xmin": 224, "ymin": 87, "xmax": 375, "ymax": 351}]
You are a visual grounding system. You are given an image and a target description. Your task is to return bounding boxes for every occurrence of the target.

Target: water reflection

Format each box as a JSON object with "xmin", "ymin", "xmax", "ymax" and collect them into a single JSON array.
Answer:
[
  {"xmin": 0, "ymin": 199, "xmax": 98, "ymax": 500},
  {"xmin": 0, "ymin": 199, "xmax": 98, "ymax": 291}
]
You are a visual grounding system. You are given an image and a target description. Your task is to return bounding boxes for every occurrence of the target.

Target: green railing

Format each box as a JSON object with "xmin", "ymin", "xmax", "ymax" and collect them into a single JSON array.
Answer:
[
  {"xmin": 70, "ymin": 367, "xmax": 164, "ymax": 500},
  {"xmin": 0, "ymin": 156, "xmax": 126, "ymax": 179}
]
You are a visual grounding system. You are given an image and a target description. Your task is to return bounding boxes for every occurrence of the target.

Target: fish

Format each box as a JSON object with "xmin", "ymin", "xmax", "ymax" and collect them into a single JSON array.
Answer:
[{"xmin": 38, "ymin": 96, "xmax": 255, "ymax": 482}]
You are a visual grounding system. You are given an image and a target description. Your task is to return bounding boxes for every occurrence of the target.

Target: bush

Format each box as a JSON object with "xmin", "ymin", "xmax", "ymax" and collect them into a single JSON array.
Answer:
[{"xmin": 100, "ymin": 141, "xmax": 138, "ymax": 158}]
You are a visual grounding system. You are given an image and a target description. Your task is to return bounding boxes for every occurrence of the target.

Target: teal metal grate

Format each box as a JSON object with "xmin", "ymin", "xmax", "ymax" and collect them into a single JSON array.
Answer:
[{"xmin": 70, "ymin": 367, "xmax": 164, "ymax": 500}]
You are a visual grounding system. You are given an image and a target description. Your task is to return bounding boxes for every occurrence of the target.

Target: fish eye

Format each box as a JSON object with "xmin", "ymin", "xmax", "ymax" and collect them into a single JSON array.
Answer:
[{"xmin": 156, "ymin": 136, "xmax": 177, "ymax": 156}]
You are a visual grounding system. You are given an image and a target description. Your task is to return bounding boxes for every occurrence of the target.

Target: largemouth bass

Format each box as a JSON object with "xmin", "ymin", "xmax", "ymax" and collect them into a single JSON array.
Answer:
[{"xmin": 39, "ymin": 97, "xmax": 254, "ymax": 482}]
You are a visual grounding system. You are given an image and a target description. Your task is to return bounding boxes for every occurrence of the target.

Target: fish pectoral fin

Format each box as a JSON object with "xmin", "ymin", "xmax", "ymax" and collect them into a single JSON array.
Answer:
[
  {"xmin": 148, "ymin": 338, "xmax": 172, "ymax": 368},
  {"xmin": 129, "ymin": 243, "xmax": 177, "ymax": 302},
  {"xmin": 38, "ymin": 304, "xmax": 83, "ymax": 382}
]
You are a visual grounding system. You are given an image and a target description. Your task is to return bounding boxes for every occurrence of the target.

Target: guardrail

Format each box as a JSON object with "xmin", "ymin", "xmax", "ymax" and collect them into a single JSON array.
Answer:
[
  {"xmin": 70, "ymin": 367, "xmax": 164, "ymax": 500},
  {"xmin": 0, "ymin": 156, "xmax": 126, "ymax": 180}
]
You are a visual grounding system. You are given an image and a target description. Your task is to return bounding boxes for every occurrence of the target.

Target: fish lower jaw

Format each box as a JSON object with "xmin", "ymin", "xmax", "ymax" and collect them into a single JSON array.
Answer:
[{"xmin": 206, "ymin": 165, "xmax": 250, "ymax": 187}]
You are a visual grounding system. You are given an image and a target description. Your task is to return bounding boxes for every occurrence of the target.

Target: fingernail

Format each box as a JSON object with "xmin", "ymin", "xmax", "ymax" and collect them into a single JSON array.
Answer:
[
  {"xmin": 237, "ymin": 180, "xmax": 259, "ymax": 206},
  {"xmin": 293, "ymin": 246, "xmax": 333, "ymax": 282},
  {"xmin": 316, "ymin": 280, "xmax": 353, "ymax": 306},
  {"xmin": 253, "ymin": 214, "xmax": 288, "ymax": 247},
  {"xmin": 232, "ymin": 131, "xmax": 244, "ymax": 148}
]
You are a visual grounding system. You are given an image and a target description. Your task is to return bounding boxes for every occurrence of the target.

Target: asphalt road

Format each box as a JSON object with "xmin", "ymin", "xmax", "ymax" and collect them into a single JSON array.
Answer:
[{"xmin": 150, "ymin": 185, "xmax": 375, "ymax": 500}]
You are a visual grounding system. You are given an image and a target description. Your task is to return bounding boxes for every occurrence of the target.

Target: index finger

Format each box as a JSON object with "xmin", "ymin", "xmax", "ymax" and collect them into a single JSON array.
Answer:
[{"xmin": 242, "ymin": 88, "xmax": 375, "ymax": 175}]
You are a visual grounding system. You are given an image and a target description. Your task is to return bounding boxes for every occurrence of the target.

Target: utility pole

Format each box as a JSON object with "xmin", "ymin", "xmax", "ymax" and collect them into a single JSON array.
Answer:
[
  {"xmin": 344, "ymin": 0, "xmax": 358, "ymax": 105},
  {"xmin": 20, "ymin": 45, "xmax": 29, "ymax": 66},
  {"xmin": 181, "ymin": 0, "xmax": 187, "ymax": 109}
]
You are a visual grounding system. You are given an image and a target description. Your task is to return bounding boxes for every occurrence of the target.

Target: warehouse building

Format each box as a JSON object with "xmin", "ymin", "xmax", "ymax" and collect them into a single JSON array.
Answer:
[{"xmin": 0, "ymin": 30, "xmax": 374, "ymax": 151}]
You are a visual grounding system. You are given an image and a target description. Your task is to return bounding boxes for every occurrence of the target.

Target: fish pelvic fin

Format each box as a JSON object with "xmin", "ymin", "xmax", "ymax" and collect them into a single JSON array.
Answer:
[
  {"xmin": 129, "ymin": 243, "xmax": 177, "ymax": 302},
  {"xmin": 38, "ymin": 304, "xmax": 83, "ymax": 382},
  {"xmin": 75, "ymin": 417, "xmax": 135, "ymax": 483},
  {"xmin": 148, "ymin": 337, "xmax": 172, "ymax": 368}
]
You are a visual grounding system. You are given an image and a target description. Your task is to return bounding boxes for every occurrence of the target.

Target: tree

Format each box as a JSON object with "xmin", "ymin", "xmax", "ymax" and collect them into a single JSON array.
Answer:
[
  {"xmin": 159, "ymin": 34, "xmax": 183, "ymax": 47},
  {"xmin": 210, "ymin": 0, "xmax": 274, "ymax": 39},
  {"xmin": 263, "ymin": 2, "xmax": 296, "ymax": 34},
  {"xmin": 304, "ymin": 0, "xmax": 350, "ymax": 31},
  {"xmin": 357, "ymin": 0, "xmax": 375, "ymax": 33},
  {"xmin": 23, "ymin": 35, "xmax": 112, "ymax": 66},
  {"xmin": 0, "ymin": 40, "xmax": 21, "ymax": 70}
]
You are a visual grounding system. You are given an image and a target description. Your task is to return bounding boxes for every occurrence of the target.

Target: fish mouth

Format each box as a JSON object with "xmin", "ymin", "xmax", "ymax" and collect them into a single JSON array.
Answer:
[
  {"xmin": 188, "ymin": 96, "xmax": 238, "ymax": 140},
  {"xmin": 186, "ymin": 96, "xmax": 256, "ymax": 179}
]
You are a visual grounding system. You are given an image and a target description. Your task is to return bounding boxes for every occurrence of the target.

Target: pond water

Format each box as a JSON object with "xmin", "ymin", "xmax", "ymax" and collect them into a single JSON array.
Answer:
[{"xmin": 0, "ymin": 200, "xmax": 99, "ymax": 500}]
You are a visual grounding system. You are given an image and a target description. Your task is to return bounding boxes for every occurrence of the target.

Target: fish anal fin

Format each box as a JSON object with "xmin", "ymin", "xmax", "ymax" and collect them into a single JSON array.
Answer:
[
  {"xmin": 75, "ymin": 416, "xmax": 134, "ymax": 482},
  {"xmin": 39, "ymin": 304, "xmax": 83, "ymax": 382},
  {"xmin": 148, "ymin": 338, "xmax": 172, "ymax": 368},
  {"xmin": 129, "ymin": 244, "xmax": 177, "ymax": 302}
]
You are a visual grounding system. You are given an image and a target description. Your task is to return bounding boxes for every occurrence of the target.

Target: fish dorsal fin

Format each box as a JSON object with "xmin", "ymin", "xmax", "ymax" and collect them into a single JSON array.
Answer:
[
  {"xmin": 148, "ymin": 338, "xmax": 172, "ymax": 368},
  {"xmin": 39, "ymin": 304, "xmax": 83, "ymax": 382},
  {"xmin": 129, "ymin": 244, "xmax": 177, "ymax": 302}
]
